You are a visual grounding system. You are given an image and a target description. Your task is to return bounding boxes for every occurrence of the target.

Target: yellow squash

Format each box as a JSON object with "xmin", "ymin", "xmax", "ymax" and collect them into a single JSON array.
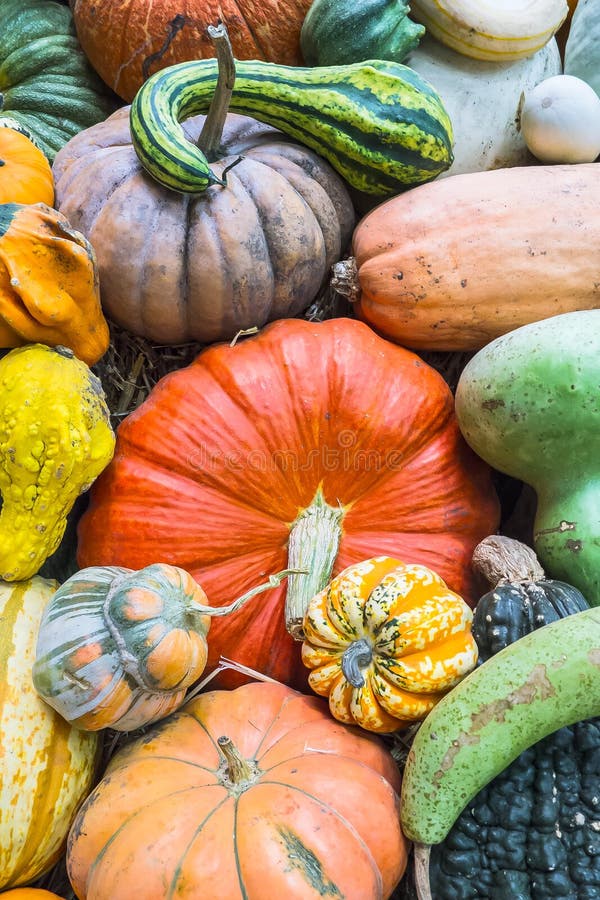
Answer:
[
  {"xmin": 302, "ymin": 556, "xmax": 478, "ymax": 732},
  {"xmin": 0, "ymin": 577, "xmax": 99, "ymax": 889},
  {"xmin": 0, "ymin": 344, "xmax": 115, "ymax": 581}
]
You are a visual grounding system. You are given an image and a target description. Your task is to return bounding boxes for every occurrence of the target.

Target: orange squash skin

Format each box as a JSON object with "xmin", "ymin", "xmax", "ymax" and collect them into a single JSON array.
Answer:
[
  {"xmin": 1, "ymin": 890, "xmax": 66, "ymax": 899},
  {"xmin": 77, "ymin": 318, "xmax": 499, "ymax": 689},
  {"xmin": 353, "ymin": 164, "xmax": 600, "ymax": 352},
  {"xmin": 0, "ymin": 203, "xmax": 109, "ymax": 365},
  {"xmin": 70, "ymin": 0, "xmax": 314, "ymax": 102},
  {"xmin": 0, "ymin": 128, "xmax": 54, "ymax": 206},
  {"xmin": 66, "ymin": 681, "xmax": 408, "ymax": 899}
]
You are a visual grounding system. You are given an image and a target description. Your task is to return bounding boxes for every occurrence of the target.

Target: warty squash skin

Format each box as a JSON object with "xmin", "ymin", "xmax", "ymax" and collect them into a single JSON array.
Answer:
[
  {"xmin": 53, "ymin": 107, "xmax": 354, "ymax": 344},
  {"xmin": 66, "ymin": 681, "xmax": 408, "ymax": 899},
  {"xmin": 0, "ymin": 344, "xmax": 115, "ymax": 582},
  {"xmin": 345, "ymin": 163, "xmax": 600, "ymax": 351},
  {"xmin": 76, "ymin": 317, "xmax": 500, "ymax": 689},
  {"xmin": 70, "ymin": 0, "xmax": 314, "ymax": 103},
  {"xmin": 0, "ymin": 577, "xmax": 99, "ymax": 890},
  {"xmin": 0, "ymin": 203, "xmax": 109, "ymax": 364}
]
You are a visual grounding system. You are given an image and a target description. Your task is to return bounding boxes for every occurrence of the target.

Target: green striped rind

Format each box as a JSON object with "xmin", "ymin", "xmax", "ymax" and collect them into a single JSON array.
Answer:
[{"xmin": 130, "ymin": 58, "xmax": 454, "ymax": 196}]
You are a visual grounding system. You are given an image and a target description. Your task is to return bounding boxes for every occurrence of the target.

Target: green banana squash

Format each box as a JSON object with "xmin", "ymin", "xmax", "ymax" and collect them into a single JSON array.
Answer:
[
  {"xmin": 0, "ymin": 0, "xmax": 118, "ymax": 161},
  {"xmin": 130, "ymin": 57, "xmax": 454, "ymax": 197},
  {"xmin": 400, "ymin": 606, "xmax": 600, "ymax": 845}
]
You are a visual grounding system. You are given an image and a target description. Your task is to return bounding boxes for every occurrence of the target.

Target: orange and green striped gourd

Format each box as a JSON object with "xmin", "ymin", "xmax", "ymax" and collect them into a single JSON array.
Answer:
[{"xmin": 33, "ymin": 563, "xmax": 296, "ymax": 731}]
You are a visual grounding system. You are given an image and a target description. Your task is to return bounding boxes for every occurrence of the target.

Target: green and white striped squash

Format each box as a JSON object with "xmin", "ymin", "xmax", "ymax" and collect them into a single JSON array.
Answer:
[
  {"xmin": 0, "ymin": 0, "xmax": 118, "ymax": 161},
  {"xmin": 130, "ymin": 58, "xmax": 454, "ymax": 198},
  {"xmin": 0, "ymin": 577, "xmax": 99, "ymax": 889}
]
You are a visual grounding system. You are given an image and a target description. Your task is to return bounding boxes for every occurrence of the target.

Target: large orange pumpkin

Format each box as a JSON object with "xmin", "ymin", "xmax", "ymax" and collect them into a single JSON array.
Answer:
[
  {"xmin": 70, "ymin": 0, "xmax": 314, "ymax": 102},
  {"xmin": 77, "ymin": 318, "xmax": 500, "ymax": 689},
  {"xmin": 66, "ymin": 681, "xmax": 409, "ymax": 899}
]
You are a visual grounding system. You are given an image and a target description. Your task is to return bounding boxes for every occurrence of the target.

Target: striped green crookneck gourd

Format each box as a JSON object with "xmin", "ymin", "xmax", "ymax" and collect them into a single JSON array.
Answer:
[{"xmin": 130, "ymin": 58, "xmax": 454, "ymax": 197}]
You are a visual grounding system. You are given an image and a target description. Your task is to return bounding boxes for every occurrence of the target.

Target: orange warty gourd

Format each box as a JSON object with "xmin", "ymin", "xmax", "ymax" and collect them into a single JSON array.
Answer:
[
  {"xmin": 0, "ymin": 121, "xmax": 54, "ymax": 206},
  {"xmin": 66, "ymin": 681, "xmax": 409, "ymax": 899},
  {"xmin": 76, "ymin": 318, "xmax": 499, "ymax": 690},
  {"xmin": 339, "ymin": 164, "xmax": 600, "ymax": 352},
  {"xmin": 302, "ymin": 556, "xmax": 479, "ymax": 733},
  {"xmin": 70, "ymin": 0, "xmax": 314, "ymax": 102},
  {"xmin": 0, "ymin": 203, "xmax": 109, "ymax": 365}
]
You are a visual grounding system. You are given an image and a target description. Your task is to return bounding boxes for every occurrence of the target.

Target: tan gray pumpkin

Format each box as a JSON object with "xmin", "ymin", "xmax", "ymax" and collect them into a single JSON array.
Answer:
[{"xmin": 52, "ymin": 105, "xmax": 354, "ymax": 344}]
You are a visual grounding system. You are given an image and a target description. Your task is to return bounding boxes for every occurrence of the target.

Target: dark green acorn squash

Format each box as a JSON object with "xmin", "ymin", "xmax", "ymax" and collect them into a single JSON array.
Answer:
[
  {"xmin": 300, "ymin": 0, "xmax": 425, "ymax": 67},
  {"xmin": 471, "ymin": 535, "xmax": 590, "ymax": 661},
  {"xmin": 0, "ymin": 0, "xmax": 118, "ymax": 161},
  {"xmin": 429, "ymin": 536, "xmax": 600, "ymax": 899}
]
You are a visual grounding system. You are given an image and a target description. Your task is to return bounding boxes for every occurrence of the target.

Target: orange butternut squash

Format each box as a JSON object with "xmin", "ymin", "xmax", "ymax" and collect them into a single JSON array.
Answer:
[{"xmin": 334, "ymin": 163, "xmax": 600, "ymax": 352}]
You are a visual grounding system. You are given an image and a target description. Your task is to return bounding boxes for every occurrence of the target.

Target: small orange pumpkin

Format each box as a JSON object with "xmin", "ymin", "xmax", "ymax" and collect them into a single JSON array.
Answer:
[
  {"xmin": 301, "ymin": 556, "xmax": 478, "ymax": 733},
  {"xmin": 0, "ymin": 202, "xmax": 109, "ymax": 365},
  {"xmin": 0, "ymin": 120, "xmax": 54, "ymax": 206},
  {"xmin": 1, "ymin": 890, "xmax": 67, "ymax": 899},
  {"xmin": 67, "ymin": 681, "xmax": 409, "ymax": 899}
]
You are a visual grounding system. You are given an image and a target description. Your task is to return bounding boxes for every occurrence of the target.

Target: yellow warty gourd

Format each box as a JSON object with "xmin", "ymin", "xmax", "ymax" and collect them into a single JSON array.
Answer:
[
  {"xmin": 0, "ymin": 344, "xmax": 115, "ymax": 581},
  {"xmin": 410, "ymin": 0, "xmax": 569, "ymax": 61}
]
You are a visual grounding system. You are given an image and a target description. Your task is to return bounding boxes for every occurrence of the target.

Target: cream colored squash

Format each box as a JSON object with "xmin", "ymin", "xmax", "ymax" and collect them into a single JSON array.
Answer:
[
  {"xmin": 406, "ymin": 36, "xmax": 561, "ymax": 177},
  {"xmin": 520, "ymin": 74, "xmax": 600, "ymax": 162},
  {"xmin": 411, "ymin": 0, "xmax": 569, "ymax": 61},
  {"xmin": 0, "ymin": 577, "xmax": 99, "ymax": 889}
]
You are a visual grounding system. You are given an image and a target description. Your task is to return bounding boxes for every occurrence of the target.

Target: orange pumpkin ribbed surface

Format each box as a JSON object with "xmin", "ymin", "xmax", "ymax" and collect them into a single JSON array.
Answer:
[
  {"xmin": 76, "ymin": 317, "xmax": 500, "ymax": 690},
  {"xmin": 66, "ymin": 681, "xmax": 409, "ymax": 899},
  {"xmin": 70, "ymin": 0, "xmax": 314, "ymax": 102}
]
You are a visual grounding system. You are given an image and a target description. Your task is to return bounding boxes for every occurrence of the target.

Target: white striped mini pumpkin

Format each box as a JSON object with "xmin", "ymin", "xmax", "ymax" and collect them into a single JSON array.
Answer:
[{"xmin": 0, "ymin": 577, "xmax": 99, "ymax": 889}]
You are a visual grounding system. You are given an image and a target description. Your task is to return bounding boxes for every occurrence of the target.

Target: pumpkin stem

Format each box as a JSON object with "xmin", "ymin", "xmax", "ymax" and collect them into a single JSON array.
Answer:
[
  {"xmin": 472, "ymin": 535, "xmax": 545, "ymax": 587},
  {"xmin": 341, "ymin": 638, "xmax": 373, "ymax": 688},
  {"xmin": 197, "ymin": 24, "xmax": 236, "ymax": 162},
  {"xmin": 217, "ymin": 735, "xmax": 255, "ymax": 783},
  {"xmin": 331, "ymin": 257, "xmax": 361, "ymax": 303},
  {"xmin": 192, "ymin": 568, "xmax": 307, "ymax": 617},
  {"xmin": 285, "ymin": 489, "xmax": 344, "ymax": 640}
]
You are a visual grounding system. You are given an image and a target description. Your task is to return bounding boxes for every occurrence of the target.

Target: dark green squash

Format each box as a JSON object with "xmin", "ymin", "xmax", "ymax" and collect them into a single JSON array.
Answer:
[
  {"xmin": 428, "ymin": 535, "xmax": 600, "ymax": 900},
  {"xmin": 471, "ymin": 535, "xmax": 590, "ymax": 661},
  {"xmin": 300, "ymin": 0, "xmax": 425, "ymax": 67},
  {"xmin": 0, "ymin": 0, "xmax": 118, "ymax": 161}
]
